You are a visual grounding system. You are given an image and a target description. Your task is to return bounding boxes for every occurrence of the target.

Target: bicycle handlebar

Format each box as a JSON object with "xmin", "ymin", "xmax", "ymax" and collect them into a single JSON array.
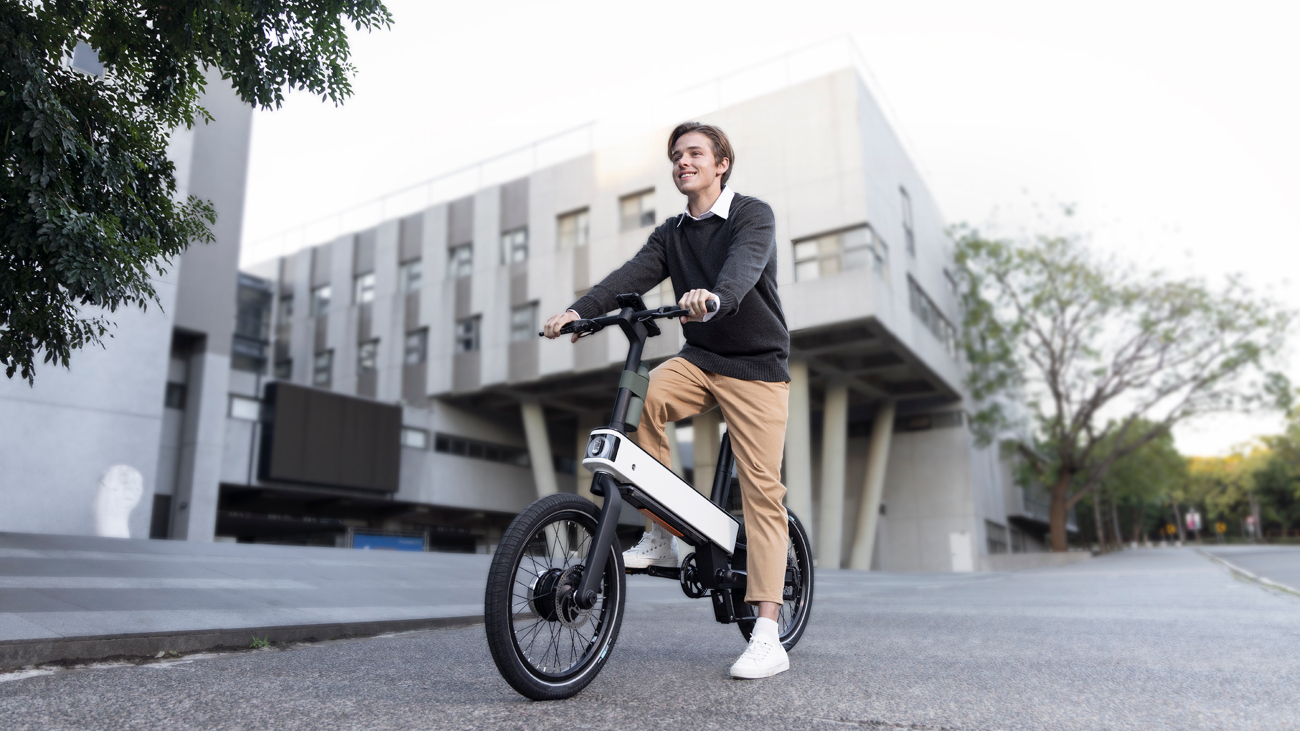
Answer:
[{"xmin": 541, "ymin": 300, "xmax": 717, "ymax": 338}]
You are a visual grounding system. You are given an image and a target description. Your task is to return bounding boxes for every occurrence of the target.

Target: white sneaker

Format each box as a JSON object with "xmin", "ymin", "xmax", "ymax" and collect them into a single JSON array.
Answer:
[
  {"xmin": 729, "ymin": 635, "xmax": 789, "ymax": 679},
  {"xmin": 622, "ymin": 524, "xmax": 678, "ymax": 569}
]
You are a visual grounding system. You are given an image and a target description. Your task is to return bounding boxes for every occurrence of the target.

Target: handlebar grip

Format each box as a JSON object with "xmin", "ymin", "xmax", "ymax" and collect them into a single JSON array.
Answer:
[{"xmin": 706, "ymin": 299, "xmax": 717, "ymax": 312}]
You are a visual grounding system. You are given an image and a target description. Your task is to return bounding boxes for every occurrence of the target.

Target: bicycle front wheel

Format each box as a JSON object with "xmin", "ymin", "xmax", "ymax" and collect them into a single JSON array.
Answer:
[{"xmin": 484, "ymin": 493, "xmax": 625, "ymax": 700}]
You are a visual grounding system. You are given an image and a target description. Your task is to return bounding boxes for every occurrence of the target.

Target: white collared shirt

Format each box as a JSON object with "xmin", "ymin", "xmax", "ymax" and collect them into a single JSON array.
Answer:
[{"xmin": 677, "ymin": 185, "xmax": 735, "ymax": 226}]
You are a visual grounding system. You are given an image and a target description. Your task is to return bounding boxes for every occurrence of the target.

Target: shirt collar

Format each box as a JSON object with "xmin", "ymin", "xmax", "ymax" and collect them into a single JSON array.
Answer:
[{"xmin": 677, "ymin": 186, "xmax": 735, "ymax": 226}]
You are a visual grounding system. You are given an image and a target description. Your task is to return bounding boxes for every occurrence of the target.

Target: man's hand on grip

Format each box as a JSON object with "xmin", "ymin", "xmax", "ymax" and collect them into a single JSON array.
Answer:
[{"xmin": 543, "ymin": 310, "xmax": 582, "ymax": 343}]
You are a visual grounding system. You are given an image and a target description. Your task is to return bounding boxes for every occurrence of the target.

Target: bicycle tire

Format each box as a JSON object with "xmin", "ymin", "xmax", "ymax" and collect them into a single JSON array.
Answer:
[
  {"xmin": 737, "ymin": 510, "xmax": 814, "ymax": 650},
  {"xmin": 484, "ymin": 493, "xmax": 625, "ymax": 700}
]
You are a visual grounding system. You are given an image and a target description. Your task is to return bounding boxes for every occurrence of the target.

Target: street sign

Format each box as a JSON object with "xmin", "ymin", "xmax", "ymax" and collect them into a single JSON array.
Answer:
[
  {"xmin": 1166, "ymin": 524, "xmax": 1177, "ymax": 535},
  {"xmin": 1215, "ymin": 522, "xmax": 1227, "ymax": 534}
]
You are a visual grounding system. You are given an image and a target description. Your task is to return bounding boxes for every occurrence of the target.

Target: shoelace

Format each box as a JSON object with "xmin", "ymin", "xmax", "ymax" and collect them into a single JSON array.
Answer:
[{"xmin": 741, "ymin": 639, "xmax": 773, "ymax": 662}]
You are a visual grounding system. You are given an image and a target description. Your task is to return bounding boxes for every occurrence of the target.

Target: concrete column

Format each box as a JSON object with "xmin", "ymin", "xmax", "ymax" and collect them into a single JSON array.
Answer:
[
  {"xmin": 171, "ymin": 349, "xmax": 230, "ymax": 541},
  {"xmin": 784, "ymin": 360, "xmax": 814, "ymax": 526},
  {"xmin": 575, "ymin": 412, "xmax": 603, "ymax": 504},
  {"xmin": 521, "ymin": 399, "xmax": 557, "ymax": 499},
  {"xmin": 692, "ymin": 409, "xmax": 720, "ymax": 497},
  {"xmin": 849, "ymin": 400, "xmax": 896, "ymax": 570},
  {"xmin": 818, "ymin": 381, "xmax": 849, "ymax": 569}
]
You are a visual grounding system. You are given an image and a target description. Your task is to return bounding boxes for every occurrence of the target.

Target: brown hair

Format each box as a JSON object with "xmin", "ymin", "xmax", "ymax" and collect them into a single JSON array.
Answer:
[{"xmin": 667, "ymin": 122, "xmax": 734, "ymax": 187}]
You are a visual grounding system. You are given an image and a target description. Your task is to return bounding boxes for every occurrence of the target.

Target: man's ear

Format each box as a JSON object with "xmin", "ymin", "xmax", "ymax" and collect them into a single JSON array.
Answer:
[{"xmin": 717, "ymin": 157, "xmax": 730, "ymax": 175}]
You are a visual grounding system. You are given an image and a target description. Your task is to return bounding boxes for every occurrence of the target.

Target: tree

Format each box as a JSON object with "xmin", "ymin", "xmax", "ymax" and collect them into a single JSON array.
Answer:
[
  {"xmin": 1187, "ymin": 447, "xmax": 1270, "ymax": 540},
  {"xmin": 1, "ymin": 1, "xmax": 392, "ymax": 382},
  {"xmin": 1095, "ymin": 423, "xmax": 1186, "ymax": 550},
  {"xmin": 953, "ymin": 216, "xmax": 1292, "ymax": 551}
]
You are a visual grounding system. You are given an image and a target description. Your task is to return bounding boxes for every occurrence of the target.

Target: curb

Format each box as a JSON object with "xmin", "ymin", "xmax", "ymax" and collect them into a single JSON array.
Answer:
[
  {"xmin": 0, "ymin": 614, "xmax": 484, "ymax": 671},
  {"xmin": 1198, "ymin": 550, "xmax": 1300, "ymax": 598}
]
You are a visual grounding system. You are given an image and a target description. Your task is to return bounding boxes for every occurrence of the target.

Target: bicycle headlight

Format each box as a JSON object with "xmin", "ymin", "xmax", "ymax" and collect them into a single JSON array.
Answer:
[{"xmin": 586, "ymin": 435, "xmax": 613, "ymax": 460}]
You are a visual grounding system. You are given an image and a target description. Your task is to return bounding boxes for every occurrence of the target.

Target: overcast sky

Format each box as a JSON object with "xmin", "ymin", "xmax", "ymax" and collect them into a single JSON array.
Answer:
[{"xmin": 240, "ymin": 0, "xmax": 1300, "ymax": 456}]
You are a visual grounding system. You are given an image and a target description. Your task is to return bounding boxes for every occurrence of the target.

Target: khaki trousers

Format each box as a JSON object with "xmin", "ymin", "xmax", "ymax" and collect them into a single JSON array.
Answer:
[{"xmin": 632, "ymin": 357, "xmax": 789, "ymax": 605}]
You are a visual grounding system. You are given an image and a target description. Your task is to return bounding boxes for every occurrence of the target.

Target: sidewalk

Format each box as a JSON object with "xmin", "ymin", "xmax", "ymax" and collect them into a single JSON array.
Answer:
[{"xmin": 0, "ymin": 532, "xmax": 491, "ymax": 669}]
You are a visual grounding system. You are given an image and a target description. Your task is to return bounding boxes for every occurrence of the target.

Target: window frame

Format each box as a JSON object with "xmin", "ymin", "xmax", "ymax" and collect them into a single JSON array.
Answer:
[
  {"xmin": 399, "ymin": 259, "xmax": 423, "ymax": 293},
  {"xmin": 229, "ymin": 394, "xmax": 261, "ymax": 421},
  {"xmin": 353, "ymin": 272, "xmax": 375, "ymax": 305},
  {"xmin": 311, "ymin": 284, "xmax": 331, "ymax": 317},
  {"xmin": 556, "ymin": 208, "xmax": 590, "ymax": 250},
  {"xmin": 500, "ymin": 227, "xmax": 529, "ymax": 265},
  {"xmin": 447, "ymin": 244, "xmax": 473, "ymax": 279},
  {"xmin": 619, "ymin": 189, "xmax": 656, "ymax": 232},
  {"xmin": 404, "ymin": 329, "xmax": 428, "ymax": 365},
  {"xmin": 509, "ymin": 303, "xmax": 539, "ymax": 343},
  {"xmin": 791, "ymin": 224, "xmax": 888, "ymax": 282},
  {"xmin": 454, "ymin": 316, "xmax": 480, "ymax": 354},
  {"xmin": 401, "ymin": 427, "xmax": 430, "ymax": 450},
  {"xmin": 901, "ymin": 186, "xmax": 915, "ymax": 256},
  {"xmin": 357, "ymin": 339, "xmax": 379, "ymax": 374},
  {"xmin": 312, "ymin": 350, "xmax": 333, "ymax": 387}
]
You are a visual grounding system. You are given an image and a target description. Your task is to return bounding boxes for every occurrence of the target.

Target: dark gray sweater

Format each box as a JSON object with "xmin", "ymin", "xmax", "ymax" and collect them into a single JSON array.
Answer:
[{"xmin": 570, "ymin": 193, "xmax": 790, "ymax": 382}]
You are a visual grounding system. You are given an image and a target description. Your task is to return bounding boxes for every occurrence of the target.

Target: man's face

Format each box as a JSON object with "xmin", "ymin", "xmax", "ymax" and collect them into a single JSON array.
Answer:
[{"xmin": 671, "ymin": 132, "xmax": 729, "ymax": 195}]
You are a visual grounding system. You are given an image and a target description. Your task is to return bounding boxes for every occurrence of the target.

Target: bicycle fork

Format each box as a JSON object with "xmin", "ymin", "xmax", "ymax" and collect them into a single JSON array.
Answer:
[{"xmin": 574, "ymin": 472, "xmax": 623, "ymax": 609}]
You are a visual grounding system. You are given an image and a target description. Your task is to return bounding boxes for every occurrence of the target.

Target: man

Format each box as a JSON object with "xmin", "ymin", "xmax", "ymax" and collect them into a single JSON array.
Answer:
[{"xmin": 543, "ymin": 122, "xmax": 792, "ymax": 679}]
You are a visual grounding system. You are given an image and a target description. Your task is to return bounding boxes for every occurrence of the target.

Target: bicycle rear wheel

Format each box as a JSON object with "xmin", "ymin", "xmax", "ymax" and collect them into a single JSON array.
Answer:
[
  {"xmin": 484, "ymin": 493, "xmax": 625, "ymax": 700},
  {"xmin": 737, "ymin": 510, "xmax": 814, "ymax": 650}
]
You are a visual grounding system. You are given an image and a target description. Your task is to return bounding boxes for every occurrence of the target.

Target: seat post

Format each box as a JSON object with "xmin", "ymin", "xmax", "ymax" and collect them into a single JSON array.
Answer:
[{"xmin": 710, "ymin": 432, "xmax": 735, "ymax": 507}]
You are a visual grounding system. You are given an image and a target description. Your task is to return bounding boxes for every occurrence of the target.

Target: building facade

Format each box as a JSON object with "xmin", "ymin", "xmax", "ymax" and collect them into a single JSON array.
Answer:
[{"xmin": 0, "ymin": 59, "xmax": 1065, "ymax": 570}]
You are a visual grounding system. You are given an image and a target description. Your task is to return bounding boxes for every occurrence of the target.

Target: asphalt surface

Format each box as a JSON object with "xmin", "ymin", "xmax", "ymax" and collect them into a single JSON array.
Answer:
[
  {"xmin": 2, "ymin": 548, "xmax": 1299, "ymax": 731},
  {"xmin": 1200, "ymin": 545, "xmax": 1300, "ymax": 593},
  {"xmin": 0, "ymin": 532, "xmax": 491, "ymax": 643}
]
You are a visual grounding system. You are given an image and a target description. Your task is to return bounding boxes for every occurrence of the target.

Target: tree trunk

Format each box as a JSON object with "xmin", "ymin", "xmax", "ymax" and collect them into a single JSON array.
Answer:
[
  {"xmin": 1250, "ymin": 493, "xmax": 1262, "ymax": 544},
  {"xmin": 1131, "ymin": 503, "xmax": 1147, "ymax": 545},
  {"xmin": 1049, "ymin": 473, "xmax": 1072, "ymax": 552},
  {"xmin": 1110, "ymin": 487, "xmax": 1124, "ymax": 551},
  {"xmin": 1172, "ymin": 502, "xmax": 1186, "ymax": 543},
  {"xmin": 1092, "ymin": 488, "xmax": 1107, "ymax": 554}
]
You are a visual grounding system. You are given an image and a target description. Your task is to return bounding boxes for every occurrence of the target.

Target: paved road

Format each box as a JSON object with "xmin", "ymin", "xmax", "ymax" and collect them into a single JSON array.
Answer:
[
  {"xmin": 2, "ymin": 548, "xmax": 1298, "ymax": 731},
  {"xmin": 1201, "ymin": 545, "xmax": 1300, "ymax": 593},
  {"xmin": 0, "ymin": 532, "xmax": 491, "ymax": 643}
]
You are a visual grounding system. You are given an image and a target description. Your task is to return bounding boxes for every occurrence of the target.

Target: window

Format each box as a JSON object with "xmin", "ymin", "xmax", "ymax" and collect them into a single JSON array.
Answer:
[
  {"xmin": 311, "ymin": 285, "xmax": 331, "ymax": 317},
  {"xmin": 277, "ymin": 296, "xmax": 294, "ymax": 326},
  {"xmin": 447, "ymin": 245, "xmax": 472, "ymax": 279},
  {"xmin": 510, "ymin": 303, "xmax": 538, "ymax": 342},
  {"xmin": 401, "ymin": 427, "xmax": 430, "ymax": 450},
  {"xmin": 792, "ymin": 225, "xmax": 888, "ymax": 282},
  {"xmin": 71, "ymin": 41, "xmax": 104, "ymax": 77},
  {"xmin": 619, "ymin": 190, "xmax": 655, "ymax": 231},
  {"xmin": 164, "ymin": 382, "xmax": 187, "ymax": 410},
  {"xmin": 501, "ymin": 227, "xmax": 528, "ymax": 264},
  {"xmin": 454, "ymin": 317, "xmax": 480, "ymax": 353},
  {"xmin": 908, "ymin": 277, "xmax": 958, "ymax": 356},
  {"xmin": 274, "ymin": 360, "xmax": 292, "ymax": 380},
  {"xmin": 400, "ymin": 259, "xmax": 423, "ymax": 293},
  {"xmin": 231, "ymin": 337, "xmax": 267, "ymax": 375},
  {"xmin": 353, "ymin": 273, "xmax": 375, "ymax": 305},
  {"xmin": 901, "ymin": 186, "xmax": 915, "ymax": 256},
  {"xmin": 404, "ymin": 329, "xmax": 428, "ymax": 365},
  {"xmin": 313, "ymin": 351, "xmax": 333, "ymax": 387},
  {"xmin": 986, "ymin": 520, "xmax": 1009, "ymax": 555},
  {"xmin": 233, "ymin": 275, "xmax": 273, "ymax": 374},
  {"xmin": 358, "ymin": 340, "xmax": 378, "ymax": 374},
  {"xmin": 229, "ymin": 395, "xmax": 261, "ymax": 421},
  {"xmin": 435, "ymin": 433, "xmax": 530, "ymax": 467},
  {"xmin": 557, "ymin": 209, "xmax": 590, "ymax": 249}
]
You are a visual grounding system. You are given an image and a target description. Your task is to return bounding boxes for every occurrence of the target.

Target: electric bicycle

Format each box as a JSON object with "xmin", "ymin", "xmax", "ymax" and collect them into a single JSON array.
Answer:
[{"xmin": 483, "ymin": 293, "xmax": 814, "ymax": 700}]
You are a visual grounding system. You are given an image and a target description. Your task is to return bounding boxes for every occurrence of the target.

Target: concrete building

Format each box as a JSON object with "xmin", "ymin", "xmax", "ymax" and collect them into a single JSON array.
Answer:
[
  {"xmin": 0, "ymin": 45, "xmax": 1067, "ymax": 570},
  {"xmin": 0, "ymin": 66, "xmax": 251, "ymax": 543}
]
